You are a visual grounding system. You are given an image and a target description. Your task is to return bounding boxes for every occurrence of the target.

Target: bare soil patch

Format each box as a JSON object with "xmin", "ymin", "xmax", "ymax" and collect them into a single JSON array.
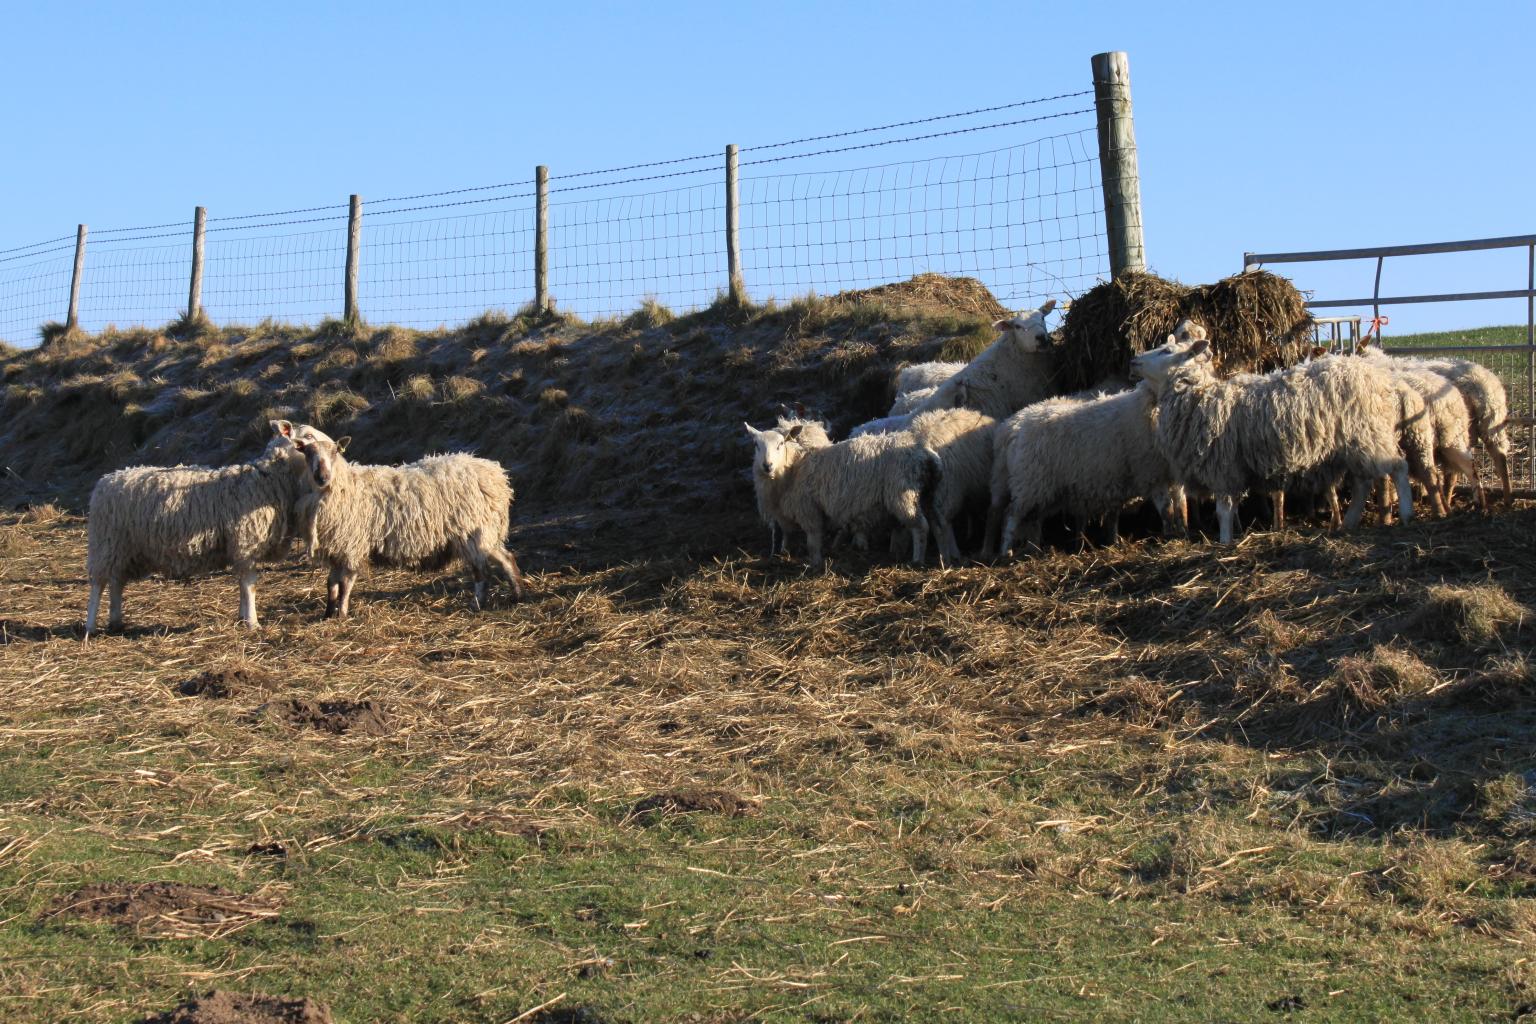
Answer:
[
  {"xmin": 47, "ymin": 882, "xmax": 280, "ymax": 939},
  {"xmin": 259, "ymin": 697, "xmax": 392, "ymax": 736},
  {"xmin": 629, "ymin": 788, "xmax": 757, "ymax": 822},
  {"xmin": 179, "ymin": 664, "xmax": 275, "ymax": 699},
  {"xmin": 139, "ymin": 990, "xmax": 332, "ymax": 1024}
]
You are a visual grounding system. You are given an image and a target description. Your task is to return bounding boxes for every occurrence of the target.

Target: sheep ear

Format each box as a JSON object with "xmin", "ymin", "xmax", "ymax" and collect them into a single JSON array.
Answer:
[
  {"xmin": 794, "ymin": 401, "xmax": 807, "ymax": 417},
  {"xmin": 1311, "ymin": 346, "xmax": 1328, "ymax": 359},
  {"xmin": 1188, "ymin": 339, "xmax": 1211, "ymax": 358},
  {"xmin": 785, "ymin": 424, "xmax": 803, "ymax": 441},
  {"xmin": 336, "ymin": 436, "xmax": 351, "ymax": 453},
  {"xmin": 743, "ymin": 421, "xmax": 761, "ymax": 438},
  {"xmin": 1038, "ymin": 299, "xmax": 1057, "ymax": 315},
  {"xmin": 1166, "ymin": 334, "xmax": 1179, "ymax": 347},
  {"xmin": 992, "ymin": 318, "xmax": 1011, "ymax": 331},
  {"xmin": 271, "ymin": 419, "xmax": 294, "ymax": 438}
]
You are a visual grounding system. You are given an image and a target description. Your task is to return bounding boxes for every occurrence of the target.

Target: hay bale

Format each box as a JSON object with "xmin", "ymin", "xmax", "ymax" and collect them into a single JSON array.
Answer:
[
  {"xmin": 1057, "ymin": 269, "xmax": 1313, "ymax": 393},
  {"xmin": 834, "ymin": 273, "xmax": 1010, "ymax": 321}
]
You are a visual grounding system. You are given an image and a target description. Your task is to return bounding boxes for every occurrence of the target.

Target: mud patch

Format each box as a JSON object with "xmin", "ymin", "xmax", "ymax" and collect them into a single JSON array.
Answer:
[
  {"xmin": 0, "ymin": 619, "xmax": 50, "ymax": 643},
  {"xmin": 258, "ymin": 698, "xmax": 392, "ymax": 736},
  {"xmin": 179, "ymin": 665, "xmax": 275, "ymax": 699},
  {"xmin": 629, "ymin": 787, "xmax": 757, "ymax": 822},
  {"xmin": 139, "ymin": 990, "xmax": 332, "ymax": 1024},
  {"xmin": 47, "ymin": 882, "xmax": 280, "ymax": 938}
]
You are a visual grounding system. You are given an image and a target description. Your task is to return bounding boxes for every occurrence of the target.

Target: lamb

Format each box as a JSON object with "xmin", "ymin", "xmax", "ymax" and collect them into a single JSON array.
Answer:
[
  {"xmin": 1131, "ymin": 336, "xmax": 1412, "ymax": 544},
  {"xmin": 1360, "ymin": 338, "xmax": 1511, "ymax": 502},
  {"xmin": 906, "ymin": 407, "xmax": 997, "ymax": 562},
  {"xmin": 291, "ymin": 426, "xmax": 525, "ymax": 618},
  {"xmin": 750, "ymin": 409, "xmax": 833, "ymax": 554},
  {"xmin": 992, "ymin": 382, "xmax": 1185, "ymax": 557},
  {"xmin": 902, "ymin": 300, "xmax": 1059, "ymax": 419},
  {"xmin": 84, "ymin": 419, "xmax": 313, "ymax": 635},
  {"xmin": 742, "ymin": 421, "xmax": 939, "ymax": 567}
]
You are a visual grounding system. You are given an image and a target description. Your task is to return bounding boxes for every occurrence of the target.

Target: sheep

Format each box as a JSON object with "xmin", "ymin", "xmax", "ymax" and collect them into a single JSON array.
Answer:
[
  {"xmin": 750, "ymin": 409, "xmax": 832, "ymax": 554},
  {"xmin": 84, "ymin": 419, "xmax": 312, "ymax": 636},
  {"xmin": 888, "ymin": 385, "xmax": 938, "ymax": 417},
  {"xmin": 906, "ymin": 407, "xmax": 997, "ymax": 562},
  {"xmin": 992, "ymin": 382, "xmax": 1185, "ymax": 557},
  {"xmin": 850, "ymin": 380, "xmax": 969, "ymax": 439},
  {"xmin": 1131, "ymin": 336, "xmax": 1412, "ymax": 544},
  {"xmin": 1355, "ymin": 347, "xmax": 1481, "ymax": 516},
  {"xmin": 902, "ymin": 300, "xmax": 1059, "ymax": 419},
  {"xmin": 742, "ymin": 421, "xmax": 939, "ymax": 567},
  {"xmin": 894, "ymin": 361, "xmax": 965, "ymax": 397},
  {"xmin": 1360, "ymin": 338, "xmax": 1512, "ymax": 502},
  {"xmin": 291, "ymin": 426, "xmax": 525, "ymax": 618}
]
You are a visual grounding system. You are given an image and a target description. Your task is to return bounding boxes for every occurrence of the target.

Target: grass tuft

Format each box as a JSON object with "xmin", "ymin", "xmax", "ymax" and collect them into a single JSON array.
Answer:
[{"xmin": 1408, "ymin": 583, "xmax": 1529, "ymax": 646}]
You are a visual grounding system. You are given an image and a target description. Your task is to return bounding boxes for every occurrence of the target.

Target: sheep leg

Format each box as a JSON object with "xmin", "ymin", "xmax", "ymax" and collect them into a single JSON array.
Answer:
[
  {"xmin": 335, "ymin": 571, "xmax": 357, "ymax": 619},
  {"xmin": 1375, "ymin": 478, "xmax": 1394, "ymax": 526},
  {"xmin": 488, "ymin": 547, "xmax": 527, "ymax": 602},
  {"xmin": 238, "ymin": 571, "xmax": 260, "ymax": 629},
  {"xmin": 981, "ymin": 502, "xmax": 1006, "ymax": 560},
  {"xmin": 1489, "ymin": 447, "xmax": 1512, "ymax": 505},
  {"xmin": 108, "ymin": 581, "xmax": 124, "ymax": 631},
  {"xmin": 1413, "ymin": 460, "xmax": 1446, "ymax": 518},
  {"xmin": 1216, "ymin": 495, "xmax": 1238, "ymax": 544},
  {"xmin": 325, "ymin": 568, "xmax": 342, "ymax": 619},
  {"xmin": 934, "ymin": 513, "xmax": 962, "ymax": 564},
  {"xmin": 85, "ymin": 581, "xmax": 103, "ymax": 637},
  {"xmin": 1102, "ymin": 513, "xmax": 1120, "ymax": 546},
  {"xmin": 1343, "ymin": 477, "xmax": 1372, "ymax": 529},
  {"xmin": 999, "ymin": 498, "xmax": 1026, "ymax": 558},
  {"xmin": 1270, "ymin": 490, "xmax": 1285, "ymax": 531},
  {"xmin": 1393, "ymin": 463, "xmax": 1414, "ymax": 524},
  {"xmin": 1441, "ymin": 448, "xmax": 1485, "ymax": 513},
  {"xmin": 1327, "ymin": 487, "xmax": 1342, "ymax": 528}
]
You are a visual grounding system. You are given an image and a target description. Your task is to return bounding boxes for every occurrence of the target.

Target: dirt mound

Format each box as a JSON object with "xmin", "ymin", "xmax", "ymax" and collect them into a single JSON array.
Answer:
[
  {"xmin": 261, "ymin": 698, "xmax": 392, "ymax": 736},
  {"xmin": 0, "ymin": 618, "xmax": 50, "ymax": 643},
  {"xmin": 139, "ymin": 990, "xmax": 331, "ymax": 1024},
  {"xmin": 835, "ymin": 272, "xmax": 1011, "ymax": 320},
  {"xmin": 630, "ymin": 788, "xmax": 757, "ymax": 821},
  {"xmin": 179, "ymin": 665, "xmax": 275, "ymax": 699},
  {"xmin": 47, "ymin": 882, "xmax": 279, "ymax": 938}
]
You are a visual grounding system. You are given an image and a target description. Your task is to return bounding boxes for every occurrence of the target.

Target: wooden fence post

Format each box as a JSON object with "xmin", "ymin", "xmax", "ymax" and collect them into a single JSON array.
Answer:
[
  {"xmin": 344, "ymin": 194, "xmax": 362, "ymax": 325},
  {"xmin": 66, "ymin": 224, "xmax": 87, "ymax": 330},
  {"xmin": 1091, "ymin": 51, "xmax": 1145, "ymax": 278},
  {"xmin": 726, "ymin": 144, "xmax": 744, "ymax": 304},
  {"xmin": 535, "ymin": 166, "xmax": 549, "ymax": 312},
  {"xmin": 188, "ymin": 206, "xmax": 207, "ymax": 320}
]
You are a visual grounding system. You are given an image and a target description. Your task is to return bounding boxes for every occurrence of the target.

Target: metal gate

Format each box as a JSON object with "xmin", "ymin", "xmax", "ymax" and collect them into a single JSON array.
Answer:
[{"xmin": 1243, "ymin": 234, "xmax": 1536, "ymax": 495}]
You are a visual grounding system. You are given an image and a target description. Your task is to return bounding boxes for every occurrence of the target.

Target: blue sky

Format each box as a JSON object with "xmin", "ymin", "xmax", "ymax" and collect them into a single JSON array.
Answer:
[{"xmin": 5, "ymin": 0, "xmax": 1533, "ymax": 337}]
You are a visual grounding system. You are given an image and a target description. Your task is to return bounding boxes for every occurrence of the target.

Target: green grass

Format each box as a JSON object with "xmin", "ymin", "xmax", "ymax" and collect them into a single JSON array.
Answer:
[{"xmin": 1384, "ymin": 324, "xmax": 1532, "ymax": 350}]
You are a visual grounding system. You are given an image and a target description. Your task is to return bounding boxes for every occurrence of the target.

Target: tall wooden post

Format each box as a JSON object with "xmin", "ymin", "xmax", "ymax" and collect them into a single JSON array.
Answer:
[
  {"xmin": 535, "ymin": 165, "xmax": 549, "ymax": 312},
  {"xmin": 725, "ymin": 144, "xmax": 744, "ymax": 304},
  {"xmin": 66, "ymin": 224, "xmax": 88, "ymax": 330},
  {"xmin": 1091, "ymin": 51, "xmax": 1145, "ymax": 278},
  {"xmin": 187, "ymin": 206, "xmax": 207, "ymax": 320},
  {"xmin": 344, "ymin": 194, "xmax": 362, "ymax": 325}
]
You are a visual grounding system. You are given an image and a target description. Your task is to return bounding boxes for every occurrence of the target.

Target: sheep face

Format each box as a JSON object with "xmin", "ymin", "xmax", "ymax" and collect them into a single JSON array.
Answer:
[
  {"xmin": 743, "ymin": 422, "xmax": 799, "ymax": 480},
  {"xmin": 991, "ymin": 299, "xmax": 1057, "ymax": 354},
  {"xmin": 267, "ymin": 419, "xmax": 320, "ymax": 474},
  {"xmin": 277, "ymin": 421, "xmax": 351, "ymax": 491},
  {"xmin": 1172, "ymin": 318, "xmax": 1208, "ymax": 343},
  {"xmin": 1129, "ymin": 337, "xmax": 1209, "ymax": 390}
]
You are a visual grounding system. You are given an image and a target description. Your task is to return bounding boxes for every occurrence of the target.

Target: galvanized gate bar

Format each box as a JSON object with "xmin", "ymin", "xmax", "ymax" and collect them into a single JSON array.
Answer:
[
  {"xmin": 1309, "ymin": 288, "xmax": 1536, "ymax": 308},
  {"xmin": 1245, "ymin": 233, "xmax": 1536, "ymax": 265}
]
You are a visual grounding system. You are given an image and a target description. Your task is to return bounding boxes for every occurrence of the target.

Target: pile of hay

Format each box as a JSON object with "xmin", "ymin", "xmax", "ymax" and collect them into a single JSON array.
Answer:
[
  {"xmin": 1057, "ymin": 269, "xmax": 1312, "ymax": 392},
  {"xmin": 835, "ymin": 272, "xmax": 1010, "ymax": 321}
]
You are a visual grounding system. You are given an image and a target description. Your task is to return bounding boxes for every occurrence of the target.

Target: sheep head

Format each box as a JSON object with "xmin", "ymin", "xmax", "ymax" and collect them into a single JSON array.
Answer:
[
  {"xmin": 1129, "ymin": 336, "xmax": 1210, "ymax": 392},
  {"xmin": 274, "ymin": 420, "xmax": 351, "ymax": 491},
  {"xmin": 743, "ymin": 422, "xmax": 800, "ymax": 480},
  {"xmin": 1172, "ymin": 318, "xmax": 1208, "ymax": 344},
  {"xmin": 991, "ymin": 299, "xmax": 1057, "ymax": 354}
]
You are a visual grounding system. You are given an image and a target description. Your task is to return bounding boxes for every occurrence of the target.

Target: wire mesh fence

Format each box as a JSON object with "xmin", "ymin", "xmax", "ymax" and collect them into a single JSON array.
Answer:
[{"xmin": 0, "ymin": 90, "xmax": 1106, "ymax": 345}]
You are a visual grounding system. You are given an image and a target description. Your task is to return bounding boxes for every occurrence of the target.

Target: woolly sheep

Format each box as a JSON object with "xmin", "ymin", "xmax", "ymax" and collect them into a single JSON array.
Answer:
[
  {"xmin": 1360, "ymin": 338, "xmax": 1511, "ymax": 502},
  {"xmin": 292, "ymin": 426, "xmax": 525, "ymax": 618},
  {"xmin": 850, "ymin": 380, "xmax": 969, "ymax": 439},
  {"xmin": 907, "ymin": 407, "xmax": 997, "ymax": 562},
  {"xmin": 1356, "ymin": 349, "xmax": 1481, "ymax": 515},
  {"xmin": 742, "ymin": 421, "xmax": 939, "ymax": 567},
  {"xmin": 894, "ymin": 361, "xmax": 965, "ymax": 398},
  {"xmin": 992, "ymin": 382, "xmax": 1185, "ymax": 557},
  {"xmin": 84, "ymin": 419, "xmax": 312, "ymax": 635},
  {"xmin": 902, "ymin": 300, "xmax": 1059, "ymax": 420},
  {"xmin": 1131, "ymin": 336, "xmax": 1412, "ymax": 544},
  {"xmin": 751, "ymin": 410, "xmax": 833, "ymax": 554},
  {"xmin": 888, "ymin": 385, "xmax": 939, "ymax": 417}
]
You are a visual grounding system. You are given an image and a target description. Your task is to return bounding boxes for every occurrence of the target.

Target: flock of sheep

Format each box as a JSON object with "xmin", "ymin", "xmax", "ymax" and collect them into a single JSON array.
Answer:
[
  {"xmin": 77, "ymin": 298, "xmax": 1512, "ymax": 635},
  {"xmin": 745, "ymin": 301, "xmax": 1512, "ymax": 564}
]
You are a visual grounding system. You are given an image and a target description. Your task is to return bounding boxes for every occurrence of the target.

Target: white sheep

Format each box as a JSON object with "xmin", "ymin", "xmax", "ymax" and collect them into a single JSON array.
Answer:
[
  {"xmin": 902, "ymin": 300, "xmax": 1059, "ymax": 419},
  {"xmin": 751, "ymin": 410, "xmax": 832, "ymax": 554},
  {"xmin": 907, "ymin": 407, "xmax": 997, "ymax": 562},
  {"xmin": 992, "ymin": 382, "xmax": 1185, "ymax": 556},
  {"xmin": 1131, "ymin": 336, "xmax": 1412, "ymax": 544},
  {"xmin": 894, "ymin": 361, "xmax": 965, "ymax": 397},
  {"xmin": 291, "ymin": 426, "xmax": 525, "ymax": 618},
  {"xmin": 1356, "ymin": 350, "xmax": 1481, "ymax": 516},
  {"xmin": 888, "ymin": 385, "xmax": 939, "ymax": 417},
  {"xmin": 742, "ymin": 421, "xmax": 939, "ymax": 567},
  {"xmin": 84, "ymin": 420, "xmax": 312, "ymax": 635},
  {"xmin": 1360, "ymin": 339, "xmax": 1511, "ymax": 502}
]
